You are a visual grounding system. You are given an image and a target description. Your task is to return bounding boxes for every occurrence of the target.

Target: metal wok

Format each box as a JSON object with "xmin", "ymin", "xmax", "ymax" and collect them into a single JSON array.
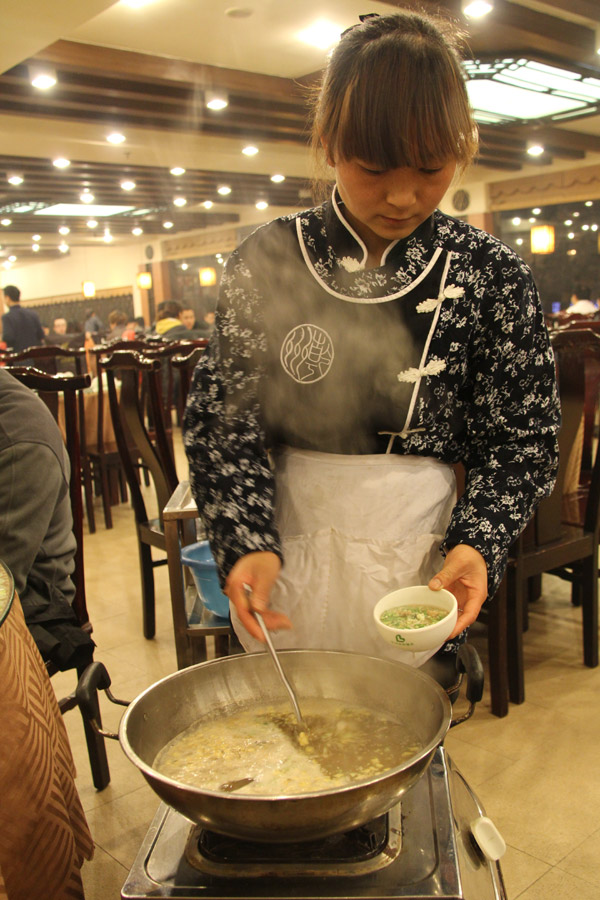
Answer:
[{"xmin": 89, "ymin": 650, "xmax": 458, "ymax": 843}]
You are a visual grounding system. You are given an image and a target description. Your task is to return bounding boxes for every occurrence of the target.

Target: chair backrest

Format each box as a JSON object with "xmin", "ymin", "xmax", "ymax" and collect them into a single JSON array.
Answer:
[
  {"xmin": 172, "ymin": 342, "xmax": 207, "ymax": 417},
  {"xmin": 4, "ymin": 365, "xmax": 92, "ymax": 627},
  {"xmin": 101, "ymin": 350, "xmax": 178, "ymax": 530},
  {"xmin": 3, "ymin": 344, "xmax": 88, "ymax": 374},
  {"xmin": 543, "ymin": 329, "xmax": 600, "ymax": 542}
]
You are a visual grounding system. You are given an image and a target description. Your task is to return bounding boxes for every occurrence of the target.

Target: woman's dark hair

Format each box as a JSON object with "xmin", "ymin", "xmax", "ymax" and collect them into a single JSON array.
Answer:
[{"xmin": 311, "ymin": 11, "xmax": 478, "ymax": 178}]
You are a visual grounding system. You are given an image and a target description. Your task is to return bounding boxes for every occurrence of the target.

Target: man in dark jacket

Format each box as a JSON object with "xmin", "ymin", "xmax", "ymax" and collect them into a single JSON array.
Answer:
[{"xmin": 1, "ymin": 284, "xmax": 45, "ymax": 352}]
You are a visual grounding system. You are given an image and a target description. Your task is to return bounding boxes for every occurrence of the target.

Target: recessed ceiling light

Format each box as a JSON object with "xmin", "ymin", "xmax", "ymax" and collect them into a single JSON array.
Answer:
[
  {"xmin": 203, "ymin": 200, "xmax": 214, "ymax": 209},
  {"xmin": 585, "ymin": 200, "xmax": 593, "ymax": 206},
  {"xmin": 242, "ymin": 145, "xmax": 259, "ymax": 156},
  {"xmin": 206, "ymin": 91, "xmax": 228, "ymax": 111},
  {"xmin": 29, "ymin": 66, "xmax": 57, "ymax": 90},
  {"xmin": 462, "ymin": 0, "xmax": 493, "ymax": 17},
  {"xmin": 120, "ymin": 180, "xmax": 136, "ymax": 191},
  {"xmin": 8, "ymin": 255, "xmax": 17, "ymax": 262},
  {"xmin": 7, "ymin": 174, "xmax": 23, "ymax": 185},
  {"xmin": 106, "ymin": 132, "xmax": 126, "ymax": 145},
  {"xmin": 87, "ymin": 219, "xmax": 98, "ymax": 229},
  {"xmin": 592, "ymin": 224, "xmax": 599, "ymax": 231},
  {"xmin": 36, "ymin": 203, "xmax": 134, "ymax": 217},
  {"xmin": 1, "ymin": 219, "xmax": 11, "ymax": 226},
  {"xmin": 173, "ymin": 196, "xmax": 187, "ymax": 207},
  {"xmin": 32, "ymin": 243, "xmax": 40, "ymax": 252},
  {"xmin": 170, "ymin": 167, "xmax": 185, "ymax": 176},
  {"xmin": 217, "ymin": 185, "xmax": 231, "ymax": 195},
  {"xmin": 53, "ymin": 158, "xmax": 71, "ymax": 169},
  {"xmin": 511, "ymin": 216, "xmax": 521, "ymax": 225},
  {"xmin": 3, "ymin": 260, "xmax": 12, "ymax": 269},
  {"xmin": 582, "ymin": 224, "xmax": 590, "ymax": 231},
  {"xmin": 163, "ymin": 221, "xmax": 174, "ymax": 229},
  {"xmin": 297, "ymin": 19, "xmax": 343, "ymax": 50},
  {"xmin": 132, "ymin": 226, "xmax": 143, "ymax": 236},
  {"xmin": 32, "ymin": 234, "xmax": 41, "ymax": 241},
  {"xmin": 58, "ymin": 242, "xmax": 69, "ymax": 253},
  {"xmin": 225, "ymin": 6, "xmax": 254, "ymax": 18},
  {"xmin": 181, "ymin": 263, "xmax": 189, "ymax": 270},
  {"xmin": 255, "ymin": 200, "xmax": 268, "ymax": 210},
  {"xmin": 58, "ymin": 225, "xmax": 70, "ymax": 235},
  {"xmin": 527, "ymin": 145, "xmax": 545, "ymax": 157},
  {"xmin": 564, "ymin": 219, "xmax": 572, "ymax": 226},
  {"xmin": 103, "ymin": 229, "xmax": 113, "ymax": 243},
  {"xmin": 80, "ymin": 190, "xmax": 95, "ymax": 203},
  {"xmin": 270, "ymin": 174, "xmax": 285, "ymax": 183},
  {"xmin": 568, "ymin": 232, "xmax": 575, "ymax": 239},
  {"xmin": 532, "ymin": 207, "xmax": 541, "ymax": 215}
]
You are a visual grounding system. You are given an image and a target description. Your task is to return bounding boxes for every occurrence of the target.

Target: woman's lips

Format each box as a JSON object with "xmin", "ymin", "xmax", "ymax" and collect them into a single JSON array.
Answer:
[{"xmin": 379, "ymin": 214, "xmax": 414, "ymax": 226}]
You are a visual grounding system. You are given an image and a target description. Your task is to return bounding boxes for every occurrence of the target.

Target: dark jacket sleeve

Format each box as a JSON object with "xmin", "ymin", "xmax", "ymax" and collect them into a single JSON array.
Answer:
[{"xmin": 183, "ymin": 247, "xmax": 282, "ymax": 585}]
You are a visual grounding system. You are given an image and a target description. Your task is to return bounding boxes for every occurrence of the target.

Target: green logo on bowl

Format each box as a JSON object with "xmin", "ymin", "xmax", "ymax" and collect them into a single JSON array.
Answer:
[{"xmin": 395, "ymin": 634, "xmax": 407, "ymax": 644}]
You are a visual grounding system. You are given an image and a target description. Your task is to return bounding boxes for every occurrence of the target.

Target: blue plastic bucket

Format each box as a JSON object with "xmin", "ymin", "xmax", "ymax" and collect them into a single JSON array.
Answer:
[{"xmin": 180, "ymin": 541, "xmax": 230, "ymax": 618}]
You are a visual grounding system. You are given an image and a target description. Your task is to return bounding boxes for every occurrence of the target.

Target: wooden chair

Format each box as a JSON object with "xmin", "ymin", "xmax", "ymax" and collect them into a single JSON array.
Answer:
[
  {"xmin": 3, "ymin": 346, "xmax": 97, "ymax": 532},
  {"xmin": 3, "ymin": 365, "xmax": 111, "ymax": 790},
  {"xmin": 171, "ymin": 341, "xmax": 208, "ymax": 422},
  {"xmin": 500, "ymin": 328, "xmax": 600, "ymax": 706},
  {"xmin": 101, "ymin": 349, "xmax": 179, "ymax": 639}
]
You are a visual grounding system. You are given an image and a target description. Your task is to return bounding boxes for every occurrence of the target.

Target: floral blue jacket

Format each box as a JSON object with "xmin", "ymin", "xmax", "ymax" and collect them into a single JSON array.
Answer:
[{"xmin": 183, "ymin": 191, "xmax": 560, "ymax": 597}]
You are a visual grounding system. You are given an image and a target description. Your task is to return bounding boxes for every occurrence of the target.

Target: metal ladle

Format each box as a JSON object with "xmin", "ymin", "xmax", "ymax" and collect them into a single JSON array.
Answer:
[{"xmin": 253, "ymin": 610, "xmax": 308, "ymax": 737}]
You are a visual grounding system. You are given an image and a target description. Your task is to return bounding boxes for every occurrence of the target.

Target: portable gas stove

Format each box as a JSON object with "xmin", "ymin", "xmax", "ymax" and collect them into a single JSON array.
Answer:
[{"xmin": 121, "ymin": 746, "xmax": 506, "ymax": 900}]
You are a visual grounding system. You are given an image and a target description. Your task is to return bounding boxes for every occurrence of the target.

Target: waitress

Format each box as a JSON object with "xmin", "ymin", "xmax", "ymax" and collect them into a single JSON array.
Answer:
[{"xmin": 184, "ymin": 10, "xmax": 560, "ymax": 665}]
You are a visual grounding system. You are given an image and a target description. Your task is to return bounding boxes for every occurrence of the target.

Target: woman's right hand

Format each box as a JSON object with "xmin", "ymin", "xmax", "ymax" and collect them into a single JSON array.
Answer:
[{"xmin": 225, "ymin": 551, "xmax": 291, "ymax": 642}]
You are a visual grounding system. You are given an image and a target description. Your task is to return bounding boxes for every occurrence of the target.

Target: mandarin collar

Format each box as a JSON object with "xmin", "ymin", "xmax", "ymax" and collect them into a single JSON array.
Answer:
[{"xmin": 322, "ymin": 186, "xmax": 435, "ymax": 274}]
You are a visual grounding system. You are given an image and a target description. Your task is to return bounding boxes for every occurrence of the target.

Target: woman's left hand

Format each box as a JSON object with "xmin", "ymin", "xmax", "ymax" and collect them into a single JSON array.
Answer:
[{"xmin": 428, "ymin": 544, "xmax": 488, "ymax": 638}]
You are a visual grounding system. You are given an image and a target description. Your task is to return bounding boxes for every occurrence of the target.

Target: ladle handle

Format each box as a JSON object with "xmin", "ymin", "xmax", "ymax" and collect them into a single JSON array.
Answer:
[{"xmin": 253, "ymin": 611, "xmax": 305, "ymax": 728}]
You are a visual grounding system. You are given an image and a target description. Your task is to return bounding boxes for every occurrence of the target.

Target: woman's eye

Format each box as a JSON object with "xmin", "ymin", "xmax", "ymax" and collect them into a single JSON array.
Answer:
[
  {"xmin": 359, "ymin": 164, "xmax": 386, "ymax": 175},
  {"xmin": 420, "ymin": 167, "xmax": 444, "ymax": 175}
]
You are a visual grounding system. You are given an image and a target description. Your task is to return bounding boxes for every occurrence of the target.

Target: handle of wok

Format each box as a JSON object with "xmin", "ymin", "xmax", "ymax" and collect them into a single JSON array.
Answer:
[
  {"xmin": 75, "ymin": 661, "xmax": 130, "ymax": 740},
  {"xmin": 449, "ymin": 643, "xmax": 484, "ymax": 728}
]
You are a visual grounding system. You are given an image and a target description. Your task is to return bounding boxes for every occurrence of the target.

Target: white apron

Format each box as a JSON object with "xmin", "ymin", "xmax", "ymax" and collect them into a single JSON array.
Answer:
[{"xmin": 230, "ymin": 448, "xmax": 457, "ymax": 667}]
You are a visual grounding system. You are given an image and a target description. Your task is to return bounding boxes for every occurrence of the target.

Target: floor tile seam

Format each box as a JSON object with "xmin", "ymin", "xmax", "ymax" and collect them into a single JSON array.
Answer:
[{"xmin": 512, "ymin": 864, "xmax": 558, "ymax": 899}]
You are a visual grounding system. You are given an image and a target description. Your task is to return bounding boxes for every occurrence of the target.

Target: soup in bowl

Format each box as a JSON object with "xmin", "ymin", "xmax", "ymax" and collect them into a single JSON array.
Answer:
[{"xmin": 373, "ymin": 585, "xmax": 457, "ymax": 651}]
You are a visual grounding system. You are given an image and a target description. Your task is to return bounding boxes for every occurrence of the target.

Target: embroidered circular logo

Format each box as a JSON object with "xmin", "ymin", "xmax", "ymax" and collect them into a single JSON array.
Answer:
[{"xmin": 280, "ymin": 324, "xmax": 334, "ymax": 384}]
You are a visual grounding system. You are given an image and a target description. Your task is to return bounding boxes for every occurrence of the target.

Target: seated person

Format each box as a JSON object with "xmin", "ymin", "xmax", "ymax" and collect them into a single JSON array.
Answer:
[
  {"xmin": 106, "ymin": 309, "xmax": 129, "ymax": 340},
  {"xmin": 0, "ymin": 367, "xmax": 94, "ymax": 670},
  {"xmin": 567, "ymin": 286, "xmax": 598, "ymax": 316},
  {"xmin": 153, "ymin": 300, "xmax": 190, "ymax": 340}
]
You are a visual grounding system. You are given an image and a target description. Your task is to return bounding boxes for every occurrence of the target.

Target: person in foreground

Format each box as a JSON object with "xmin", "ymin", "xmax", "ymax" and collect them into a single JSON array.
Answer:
[{"xmin": 184, "ymin": 11, "xmax": 560, "ymax": 665}]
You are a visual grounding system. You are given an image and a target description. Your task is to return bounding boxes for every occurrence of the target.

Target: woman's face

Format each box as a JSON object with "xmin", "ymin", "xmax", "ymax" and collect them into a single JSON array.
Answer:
[{"xmin": 333, "ymin": 157, "xmax": 456, "ymax": 254}]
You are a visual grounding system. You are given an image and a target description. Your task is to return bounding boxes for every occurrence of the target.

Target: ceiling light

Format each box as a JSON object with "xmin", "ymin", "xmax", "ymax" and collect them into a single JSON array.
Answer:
[
  {"xmin": 2, "ymin": 261, "xmax": 12, "ymax": 269},
  {"xmin": 464, "ymin": 57, "xmax": 600, "ymax": 126},
  {"xmin": 217, "ymin": 185, "xmax": 231, "ymax": 195},
  {"xmin": 297, "ymin": 19, "xmax": 343, "ymax": 50},
  {"xmin": 531, "ymin": 225, "xmax": 554, "ymax": 254},
  {"xmin": 32, "ymin": 243, "xmax": 40, "ymax": 252},
  {"xmin": 173, "ymin": 196, "xmax": 187, "ymax": 207},
  {"xmin": 32, "ymin": 234, "xmax": 41, "ymax": 241},
  {"xmin": 103, "ymin": 230, "xmax": 113, "ymax": 243},
  {"xmin": 199, "ymin": 267, "xmax": 217, "ymax": 286},
  {"xmin": 53, "ymin": 158, "xmax": 70, "ymax": 169},
  {"xmin": 80, "ymin": 190, "xmax": 95, "ymax": 203},
  {"xmin": 592, "ymin": 224, "xmax": 599, "ymax": 232},
  {"xmin": 7, "ymin": 174, "xmax": 23, "ymax": 185},
  {"xmin": 568, "ymin": 232, "xmax": 575, "ymax": 239},
  {"xmin": 271, "ymin": 174, "xmax": 285, "ymax": 183},
  {"xmin": 511, "ymin": 217, "xmax": 521, "ymax": 225},
  {"xmin": 36, "ymin": 203, "xmax": 134, "ymax": 217},
  {"xmin": 582, "ymin": 224, "xmax": 590, "ymax": 231},
  {"xmin": 527, "ymin": 145, "xmax": 545, "ymax": 157},
  {"xmin": 532, "ymin": 208, "xmax": 541, "ymax": 215},
  {"xmin": 255, "ymin": 200, "xmax": 268, "ymax": 210},
  {"xmin": 120, "ymin": 179, "xmax": 136, "ymax": 191},
  {"xmin": 242, "ymin": 145, "xmax": 259, "ymax": 157},
  {"xmin": 29, "ymin": 66, "xmax": 57, "ymax": 90},
  {"xmin": 58, "ymin": 225, "xmax": 70, "ymax": 235},
  {"xmin": 205, "ymin": 91, "xmax": 228, "ymax": 111},
  {"xmin": 203, "ymin": 200, "xmax": 214, "ymax": 209},
  {"xmin": 516, "ymin": 238, "xmax": 524, "ymax": 246},
  {"xmin": 82, "ymin": 281, "xmax": 96, "ymax": 298},
  {"xmin": 170, "ymin": 167, "xmax": 185, "ymax": 176},
  {"xmin": 462, "ymin": 0, "xmax": 493, "ymax": 18},
  {"xmin": 163, "ymin": 221, "xmax": 174, "ymax": 229},
  {"xmin": 8, "ymin": 255, "xmax": 17, "ymax": 263},
  {"xmin": 181, "ymin": 262, "xmax": 189, "ymax": 271},
  {"xmin": 58, "ymin": 242, "xmax": 69, "ymax": 253},
  {"xmin": 106, "ymin": 132, "xmax": 126, "ymax": 144},
  {"xmin": 1, "ymin": 219, "xmax": 11, "ymax": 226},
  {"xmin": 87, "ymin": 219, "xmax": 98, "ymax": 229},
  {"xmin": 132, "ymin": 226, "xmax": 143, "ymax": 236}
]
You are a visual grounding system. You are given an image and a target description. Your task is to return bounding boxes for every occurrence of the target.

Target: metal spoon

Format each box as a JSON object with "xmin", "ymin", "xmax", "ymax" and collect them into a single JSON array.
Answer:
[{"xmin": 252, "ymin": 609, "xmax": 308, "ymax": 739}]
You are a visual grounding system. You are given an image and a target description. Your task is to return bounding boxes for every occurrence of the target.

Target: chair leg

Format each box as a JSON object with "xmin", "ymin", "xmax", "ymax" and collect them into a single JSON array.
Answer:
[
  {"xmin": 581, "ymin": 557, "xmax": 599, "ymax": 667},
  {"xmin": 507, "ymin": 565, "xmax": 526, "ymax": 704},
  {"xmin": 487, "ymin": 579, "xmax": 509, "ymax": 717},
  {"xmin": 81, "ymin": 460, "xmax": 96, "ymax": 534},
  {"xmin": 98, "ymin": 461, "xmax": 113, "ymax": 529},
  {"xmin": 138, "ymin": 540, "xmax": 156, "ymax": 639}
]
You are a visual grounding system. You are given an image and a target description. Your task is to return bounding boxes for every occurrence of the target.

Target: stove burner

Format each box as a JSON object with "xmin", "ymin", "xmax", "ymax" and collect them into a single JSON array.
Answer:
[{"xmin": 185, "ymin": 806, "xmax": 402, "ymax": 878}]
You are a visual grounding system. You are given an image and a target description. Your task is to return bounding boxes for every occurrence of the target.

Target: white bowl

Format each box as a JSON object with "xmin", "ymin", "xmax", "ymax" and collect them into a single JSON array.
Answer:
[{"xmin": 373, "ymin": 586, "xmax": 458, "ymax": 652}]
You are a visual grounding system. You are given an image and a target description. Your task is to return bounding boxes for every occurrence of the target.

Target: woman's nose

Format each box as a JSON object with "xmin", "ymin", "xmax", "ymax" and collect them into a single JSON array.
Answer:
[{"xmin": 385, "ymin": 170, "xmax": 417, "ymax": 207}]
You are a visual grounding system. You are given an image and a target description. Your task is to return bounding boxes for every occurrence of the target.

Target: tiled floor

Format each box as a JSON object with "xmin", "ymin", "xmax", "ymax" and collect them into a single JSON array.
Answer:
[{"xmin": 52, "ymin": 430, "xmax": 600, "ymax": 899}]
